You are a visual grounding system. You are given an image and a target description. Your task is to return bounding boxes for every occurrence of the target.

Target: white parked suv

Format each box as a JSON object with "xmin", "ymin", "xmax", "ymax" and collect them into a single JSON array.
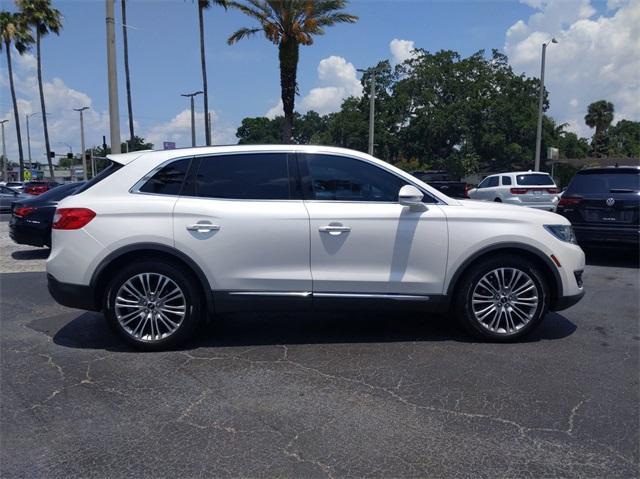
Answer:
[
  {"xmin": 468, "ymin": 171, "xmax": 560, "ymax": 211},
  {"xmin": 47, "ymin": 146, "xmax": 585, "ymax": 350}
]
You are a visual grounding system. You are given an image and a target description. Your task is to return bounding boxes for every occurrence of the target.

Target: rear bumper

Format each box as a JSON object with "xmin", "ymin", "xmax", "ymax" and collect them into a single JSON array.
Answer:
[
  {"xmin": 9, "ymin": 221, "xmax": 50, "ymax": 247},
  {"xmin": 574, "ymin": 225, "xmax": 639, "ymax": 246},
  {"xmin": 551, "ymin": 289, "xmax": 585, "ymax": 312},
  {"xmin": 47, "ymin": 274, "xmax": 99, "ymax": 311}
]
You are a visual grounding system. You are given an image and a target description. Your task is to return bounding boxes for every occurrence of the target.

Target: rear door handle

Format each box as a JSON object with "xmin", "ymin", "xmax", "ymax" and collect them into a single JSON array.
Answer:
[
  {"xmin": 319, "ymin": 225, "xmax": 351, "ymax": 235},
  {"xmin": 186, "ymin": 223, "xmax": 220, "ymax": 232}
]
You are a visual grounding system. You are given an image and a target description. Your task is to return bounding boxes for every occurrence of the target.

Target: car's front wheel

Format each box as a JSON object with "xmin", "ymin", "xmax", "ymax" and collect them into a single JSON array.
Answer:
[
  {"xmin": 103, "ymin": 261, "xmax": 202, "ymax": 351},
  {"xmin": 455, "ymin": 255, "xmax": 550, "ymax": 341}
]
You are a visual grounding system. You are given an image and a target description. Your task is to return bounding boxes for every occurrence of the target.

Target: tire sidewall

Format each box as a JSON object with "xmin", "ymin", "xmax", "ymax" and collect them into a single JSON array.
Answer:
[
  {"xmin": 456, "ymin": 255, "xmax": 550, "ymax": 341},
  {"xmin": 104, "ymin": 261, "xmax": 201, "ymax": 351}
]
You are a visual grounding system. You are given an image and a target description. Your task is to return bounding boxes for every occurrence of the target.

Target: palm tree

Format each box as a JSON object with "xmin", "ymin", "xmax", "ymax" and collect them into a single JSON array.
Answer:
[
  {"xmin": 0, "ymin": 12, "xmax": 33, "ymax": 181},
  {"xmin": 122, "ymin": 0, "xmax": 135, "ymax": 149},
  {"xmin": 228, "ymin": 0, "xmax": 358, "ymax": 143},
  {"xmin": 585, "ymin": 100, "xmax": 614, "ymax": 136},
  {"xmin": 16, "ymin": 0, "xmax": 63, "ymax": 180},
  {"xmin": 198, "ymin": 0, "xmax": 227, "ymax": 146}
]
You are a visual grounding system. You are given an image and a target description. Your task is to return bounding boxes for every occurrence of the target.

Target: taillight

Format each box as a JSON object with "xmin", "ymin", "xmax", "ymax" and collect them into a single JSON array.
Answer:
[
  {"xmin": 557, "ymin": 196, "xmax": 583, "ymax": 207},
  {"xmin": 463, "ymin": 183, "xmax": 471, "ymax": 198},
  {"xmin": 52, "ymin": 208, "xmax": 96, "ymax": 230},
  {"xmin": 547, "ymin": 188, "xmax": 560, "ymax": 194},
  {"xmin": 13, "ymin": 206, "xmax": 36, "ymax": 218},
  {"xmin": 510, "ymin": 188, "xmax": 529, "ymax": 194}
]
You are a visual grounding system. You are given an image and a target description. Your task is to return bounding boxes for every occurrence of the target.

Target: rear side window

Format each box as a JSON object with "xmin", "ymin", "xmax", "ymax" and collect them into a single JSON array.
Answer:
[
  {"xmin": 566, "ymin": 172, "xmax": 640, "ymax": 194},
  {"xmin": 501, "ymin": 176, "xmax": 512, "ymax": 186},
  {"xmin": 516, "ymin": 174, "xmax": 554, "ymax": 186},
  {"xmin": 75, "ymin": 161, "xmax": 123, "ymax": 195},
  {"xmin": 191, "ymin": 153, "xmax": 290, "ymax": 200},
  {"xmin": 139, "ymin": 158, "xmax": 190, "ymax": 195}
]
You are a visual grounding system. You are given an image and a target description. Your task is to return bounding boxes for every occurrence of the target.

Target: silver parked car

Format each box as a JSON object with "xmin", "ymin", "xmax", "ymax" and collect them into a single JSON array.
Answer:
[{"xmin": 468, "ymin": 172, "xmax": 560, "ymax": 211}]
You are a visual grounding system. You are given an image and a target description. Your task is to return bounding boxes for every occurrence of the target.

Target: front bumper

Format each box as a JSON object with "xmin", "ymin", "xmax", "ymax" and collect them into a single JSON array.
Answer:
[
  {"xmin": 47, "ymin": 274, "xmax": 99, "ymax": 311},
  {"xmin": 552, "ymin": 289, "xmax": 585, "ymax": 311}
]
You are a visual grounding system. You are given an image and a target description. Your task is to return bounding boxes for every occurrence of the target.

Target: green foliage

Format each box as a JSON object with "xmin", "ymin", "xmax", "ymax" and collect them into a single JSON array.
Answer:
[{"xmin": 609, "ymin": 119, "xmax": 640, "ymax": 158}]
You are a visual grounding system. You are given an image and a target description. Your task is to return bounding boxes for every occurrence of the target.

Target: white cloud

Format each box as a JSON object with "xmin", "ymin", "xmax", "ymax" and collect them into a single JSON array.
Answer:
[
  {"xmin": 265, "ymin": 99, "xmax": 283, "ymax": 119},
  {"xmin": 300, "ymin": 56, "xmax": 362, "ymax": 115},
  {"xmin": 505, "ymin": 0, "xmax": 640, "ymax": 138},
  {"xmin": 389, "ymin": 39, "xmax": 417, "ymax": 65},
  {"xmin": 144, "ymin": 109, "xmax": 236, "ymax": 147}
]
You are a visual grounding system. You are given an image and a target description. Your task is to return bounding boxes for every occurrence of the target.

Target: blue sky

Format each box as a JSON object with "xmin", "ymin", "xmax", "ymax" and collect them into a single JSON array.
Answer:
[{"xmin": 1, "ymin": 0, "xmax": 638, "ymax": 161}]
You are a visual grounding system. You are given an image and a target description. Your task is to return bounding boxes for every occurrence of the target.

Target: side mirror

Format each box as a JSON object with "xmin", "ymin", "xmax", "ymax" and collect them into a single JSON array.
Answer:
[{"xmin": 398, "ymin": 185, "xmax": 424, "ymax": 207}]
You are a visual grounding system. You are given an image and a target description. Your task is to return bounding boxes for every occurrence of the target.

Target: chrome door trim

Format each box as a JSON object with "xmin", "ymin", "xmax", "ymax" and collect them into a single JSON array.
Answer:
[
  {"xmin": 313, "ymin": 292, "xmax": 431, "ymax": 301},
  {"xmin": 227, "ymin": 291, "xmax": 312, "ymax": 297}
]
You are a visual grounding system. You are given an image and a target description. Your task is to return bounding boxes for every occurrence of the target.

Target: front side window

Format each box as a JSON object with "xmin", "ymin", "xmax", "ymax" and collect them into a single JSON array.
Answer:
[
  {"xmin": 303, "ymin": 154, "xmax": 415, "ymax": 202},
  {"xmin": 192, "ymin": 153, "xmax": 290, "ymax": 200},
  {"xmin": 139, "ymin": 158, "xmax": 191, "ymax": 195},
  {"xmin": 487, "ymin": 177, "xmax": 499, "ymax": 187}
]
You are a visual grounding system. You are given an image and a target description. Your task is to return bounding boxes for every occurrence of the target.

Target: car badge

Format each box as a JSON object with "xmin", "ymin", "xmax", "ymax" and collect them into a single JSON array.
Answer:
[{"xmin": 606, "ymin": 197, "xmax": 615, "ymax": 207}]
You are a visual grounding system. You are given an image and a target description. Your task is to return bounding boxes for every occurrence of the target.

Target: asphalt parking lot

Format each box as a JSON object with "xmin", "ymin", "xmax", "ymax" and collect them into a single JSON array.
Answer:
[{"xmin": 1, "ymin": 216, "xmax": 639, "ymax": 478}]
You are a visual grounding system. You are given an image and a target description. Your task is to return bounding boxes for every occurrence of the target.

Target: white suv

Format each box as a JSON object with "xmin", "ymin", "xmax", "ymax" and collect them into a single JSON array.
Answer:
[
  {"xmin": 47, "ymin": 146, "xmax": 585, "ymax": 350},
  {"xmin": 468, "ymin": 171, "xmax": 560, "ymax": 211}
]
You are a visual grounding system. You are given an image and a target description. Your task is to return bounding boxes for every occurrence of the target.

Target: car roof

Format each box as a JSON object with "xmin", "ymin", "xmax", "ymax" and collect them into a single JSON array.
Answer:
[{"xmin": 577, "ymin": 166, "xmax": 640, "ymax": 174}]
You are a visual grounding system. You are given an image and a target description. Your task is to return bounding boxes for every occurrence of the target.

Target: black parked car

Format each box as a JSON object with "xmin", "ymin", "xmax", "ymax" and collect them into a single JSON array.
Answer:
[
  {"xmin": 10, "ymin": 181, "xmax": 85, "ymax": 247},
  {"xmin": 556, "ymin": 166, "xmax": 639, "ymax": 247}
]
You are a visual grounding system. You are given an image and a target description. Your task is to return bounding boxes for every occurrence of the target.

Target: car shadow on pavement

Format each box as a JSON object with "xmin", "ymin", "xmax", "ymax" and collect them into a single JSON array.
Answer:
[
  {"xmin": 11, "ymin": 249, "xmax": 50, "ymax": 260},
  {"xmin": 46, "ymin": 309, "xmax": 577, "ymax": 352},
  {"xmin": 584, "ymin": 247, "xmax": 639, "ymax": 269}
]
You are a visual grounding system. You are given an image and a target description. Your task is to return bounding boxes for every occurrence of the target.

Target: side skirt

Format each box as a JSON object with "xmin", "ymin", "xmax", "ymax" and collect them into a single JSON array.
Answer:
[{"xmin": 212, "ymin": 291, "xmax": 450, "ymax": 314}]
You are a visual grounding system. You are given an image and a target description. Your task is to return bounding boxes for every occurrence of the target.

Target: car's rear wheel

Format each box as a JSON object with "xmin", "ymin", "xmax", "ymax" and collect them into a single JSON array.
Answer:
[
  {"xmin": 454, "ymin": 255, "xmax": 549, "ymax": 341},
  {"xmin": 104, "ymin": 261, "xmax": 202, "ymax": 351},
  {"xmin": 494, "ymin": 198, "xmax": 502, "ymax": 202}
]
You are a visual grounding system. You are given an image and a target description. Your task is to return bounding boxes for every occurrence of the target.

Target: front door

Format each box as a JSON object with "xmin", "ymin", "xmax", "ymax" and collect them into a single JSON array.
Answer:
[{"xmin": 300, "ymin": 153, "xmax": 448, "ymax": 296}]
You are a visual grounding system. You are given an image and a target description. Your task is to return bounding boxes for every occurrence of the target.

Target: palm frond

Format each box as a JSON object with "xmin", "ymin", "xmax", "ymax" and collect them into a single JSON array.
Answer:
[{"xmin": 227, "ymin": 26, "xmax": 262, "ymax": 44}]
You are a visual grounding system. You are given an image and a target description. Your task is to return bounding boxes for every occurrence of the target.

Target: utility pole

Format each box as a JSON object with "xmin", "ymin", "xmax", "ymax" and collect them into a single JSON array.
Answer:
[
  {"xmin": 357, "ymin": 67, "xmax": 381, "ymax": 156},
  {"xmin": 0, "ymin": 120, "xmax": 7, "ymax": 181},
  {"xmin": 181, "ymin": 91, "xmax": 203, "ymax": 147},
  {"xmin": 74, "ymin": 107, "xmax": 90, "ymax": 180},
  {"xmin": 535, "ymin": 38, "xmax": 558, "ymax": 172},
  {"xmin": 106, "ymin": 0, "xmax": 121, "ymax": 154}
]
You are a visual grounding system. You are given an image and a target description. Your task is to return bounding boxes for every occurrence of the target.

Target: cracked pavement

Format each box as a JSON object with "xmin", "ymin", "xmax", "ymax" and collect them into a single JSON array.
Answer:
[{"xmin": 1, "ymin": 239, "xmax": 638, "ymax": 477}]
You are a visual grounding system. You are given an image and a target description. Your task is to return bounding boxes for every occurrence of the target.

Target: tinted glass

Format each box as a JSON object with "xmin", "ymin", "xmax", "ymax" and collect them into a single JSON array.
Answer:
[
  {"xmin": 0, "ymin": 186, "xmax": 15, "ymax": 195},
  {"xmin": 140, "ymin": 158, "xmax": 190, "ymax": 195},
  {"xmin": 501, "ymin": 176, "xmax": 512, "ymax": 185},
  {"xmin": 75, "ymin": 161, "xmax": 123, "ymax": 195},
  {"xmin": 487, "ymin": 177, "xmax": 499, "ymax": 187},
  {"xmin": 193, "ymin": 153, "xmax": 290, "ymax": 200},
  {"xmin": 477, "ymin": 178, "xmax": 489, "ymax": 188},
  {"xmin": 516, "ymin": 174, "xmax": 555, "ymax": 186},
  {"xmin": 305, "ymin": 154, "xmax": 409, "ymax": 202},
  {"xmin": 36, "ymin": 182, "xmax": 85, "ymax": 201},
  {"xmin": 566, "ymin": 172, "xmax": 640, "ymax": 194}
]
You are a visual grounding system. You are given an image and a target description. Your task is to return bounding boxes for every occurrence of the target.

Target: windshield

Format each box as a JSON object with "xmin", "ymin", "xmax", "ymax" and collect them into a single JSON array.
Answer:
[
  {"xmin": 566, "ymin": 172, "xmax": 640, "ymax": 194},
  {"xmin": 516, "ymin": 174, "xmax": 555, "ymax": 186}
]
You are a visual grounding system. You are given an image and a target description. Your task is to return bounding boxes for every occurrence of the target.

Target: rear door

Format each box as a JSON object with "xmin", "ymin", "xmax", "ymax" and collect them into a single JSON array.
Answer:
[{"xmin": 172, "ymin": 152, "xmax": 312, "ymax": 304}]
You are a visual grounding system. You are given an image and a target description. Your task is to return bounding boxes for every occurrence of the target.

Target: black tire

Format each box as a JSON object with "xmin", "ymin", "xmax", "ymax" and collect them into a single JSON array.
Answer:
[
  {"xmin": 494, "ymin": 198, "xmax": 502, "ymax": 202},
  {"xmin": 103, "ymin": 260, "xmax": 203, "ymax": 351},
  {"xmin": 454, "ymin": 254, "xmax": 550, "ymax": 342}
]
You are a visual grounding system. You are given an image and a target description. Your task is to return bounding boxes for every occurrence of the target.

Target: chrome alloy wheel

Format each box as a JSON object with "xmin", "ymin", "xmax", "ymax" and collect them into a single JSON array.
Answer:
[
  {"xmin": 471, "ymin": 268, "xmax": 539, "ymax": 335},
  {"xmin": 114, "ymin": 273, "xmax": 186, "ymax": 342}
]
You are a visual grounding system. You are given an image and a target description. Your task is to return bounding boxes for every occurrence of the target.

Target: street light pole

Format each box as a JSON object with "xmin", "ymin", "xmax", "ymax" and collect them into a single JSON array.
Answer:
[
  {"xmin": 534, "ymin": 38, "xmax": 558, "ymax": 172},
  {"xmin": 106, "ymin": 0, "xmax": 121, "ymax": 154},
  {"xmin": 357, "ymin": 68, "xmax": 381, "ymax": 156},
  {"xmin": 181, "ymin": 91, "xmax": 203, "ymax": 147},
  {"xmin": 0, "ymin": 120, "xmax": 7, "ymax": 181},
  {"xmin": 74, "ymin": 107, "xmax": 90, "ymax": 180}
]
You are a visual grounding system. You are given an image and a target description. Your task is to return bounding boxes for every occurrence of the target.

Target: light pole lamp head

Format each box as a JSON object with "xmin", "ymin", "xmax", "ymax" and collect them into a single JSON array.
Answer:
[{"xmin": 551, "ymin": 38, "xmax": 558, "ymax": 44}]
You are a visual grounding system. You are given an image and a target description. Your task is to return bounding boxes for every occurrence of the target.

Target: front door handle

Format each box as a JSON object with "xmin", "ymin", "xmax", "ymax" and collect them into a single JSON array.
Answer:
[
  {"xmin": 186, "ymin": 223, "xmax": 220, "ymax": 233},
  {"xmin": 319, "ymin": 225, "xmax": 351, "ymax": 235}
]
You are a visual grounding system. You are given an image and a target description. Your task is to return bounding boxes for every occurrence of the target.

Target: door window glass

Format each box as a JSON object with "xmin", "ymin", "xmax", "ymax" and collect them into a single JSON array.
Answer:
[
  {"xmin": 486, "ymin": 177, "xmax": 499, "ymax": 187},
  {"xmin": 304, "ymin": 154, "xmax": 416, "ymax": 202},
  {"xmin": 501, "ymin": 176, "xmax": 512, "ymax": 186},
  {"xmin": 193, "ymin": 153, "xmax": 290, "ymax": 200}
]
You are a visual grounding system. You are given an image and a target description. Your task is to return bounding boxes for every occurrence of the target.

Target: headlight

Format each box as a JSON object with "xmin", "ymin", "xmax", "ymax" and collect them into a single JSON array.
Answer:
[{"xmin": 544, "ymin": 224, "xmax": 577, "ymax": 244}]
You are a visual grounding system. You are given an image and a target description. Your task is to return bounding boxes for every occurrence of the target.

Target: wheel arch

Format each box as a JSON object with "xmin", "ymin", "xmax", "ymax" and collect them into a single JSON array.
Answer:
[
  {"xmin": 446, "ymin": 243, "xmax": 562, "ymax": 308},
  {"xmin": 90, "ymin": 243, "xmax": 214, "ymax": 315}
]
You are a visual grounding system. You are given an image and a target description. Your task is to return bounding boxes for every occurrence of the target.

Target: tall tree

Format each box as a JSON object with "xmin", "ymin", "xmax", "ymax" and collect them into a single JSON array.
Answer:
[
  {"xmin": 121, "ymin": 0, "xmax": 135, "ymax": 148},
  {"xmin": 585, "ymin": 100, "xmax": 615, "ymax": 136},
  {"xmin": 197, "ymin": 0, "xmax": 227, "ymax": 146},
  {"xmin": 0, "ymin": 12, "xmax": 33, "ymax": 181},
  {"xmin": 228, "ymin": 0, "xmax": 357, "ymax": 143},
  {"xmin": 17, "ymin": 0, "xmax": 63, "ymax": 179}
]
